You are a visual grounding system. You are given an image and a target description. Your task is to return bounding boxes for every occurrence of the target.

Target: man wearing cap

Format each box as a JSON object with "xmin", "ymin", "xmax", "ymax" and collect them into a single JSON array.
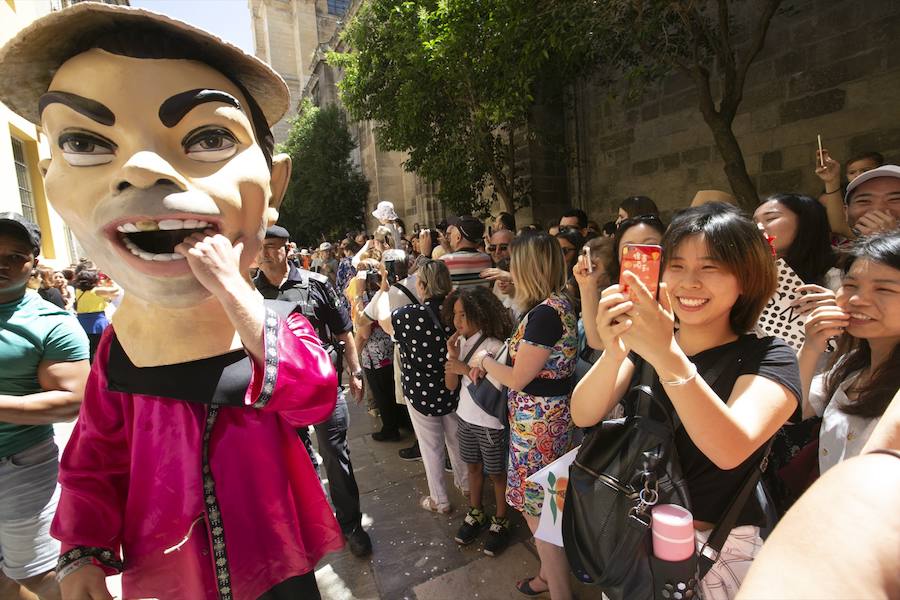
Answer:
[
  {"xmin": 440, "ymin": 216, "xmax": 492, "ymax": 289},
  {"xmin": 254, "ymin": 226, "xmax": 372, "ymax": 558},
  {"xmin": 844, "ymin": 164, "xmax": 900, "ymax": 238},
  {"xmin": 0, "ymin": 214, "xmax": 89, "ymax": 600},
  {"xmin": 317, "ymin": 242, "xmax": 338, "ymax": 285},
  {"xmin": 0, "ymin": 4, "xmax": 343, "ymax": 599}
]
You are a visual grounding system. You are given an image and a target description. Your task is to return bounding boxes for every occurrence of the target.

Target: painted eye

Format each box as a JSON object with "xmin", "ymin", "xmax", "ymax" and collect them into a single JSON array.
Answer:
[
  {"xmin": 59, "ymin": 132, "xmax": 115, "ymax": 166},
  {"xmin": 184, "ymin": 128, "xmax": 238, "ymax": 162}
]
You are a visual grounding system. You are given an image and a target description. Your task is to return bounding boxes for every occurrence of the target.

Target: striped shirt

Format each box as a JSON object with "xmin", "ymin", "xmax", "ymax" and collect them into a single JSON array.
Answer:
[{"xmin": 440, "ymin": 249, "xmax": 492, "ymax": 289}]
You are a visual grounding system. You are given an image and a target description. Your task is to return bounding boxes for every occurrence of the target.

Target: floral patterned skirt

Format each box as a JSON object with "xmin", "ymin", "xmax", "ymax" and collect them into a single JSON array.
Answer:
[{"xmin": 506, "ymin": 390, "xmax": 573, "ymax": 517}]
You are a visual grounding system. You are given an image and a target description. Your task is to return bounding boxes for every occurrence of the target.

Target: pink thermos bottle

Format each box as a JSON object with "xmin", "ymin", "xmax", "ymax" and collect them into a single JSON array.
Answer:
[{"xmin": 651, "ymin": 504, "xmax": 695, "ymax": 562}]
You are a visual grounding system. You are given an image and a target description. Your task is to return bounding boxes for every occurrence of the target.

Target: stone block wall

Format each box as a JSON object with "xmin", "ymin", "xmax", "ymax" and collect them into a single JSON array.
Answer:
[{"xmin": 566, "ymin": 0, "xmax": 900, "ymax": 223}]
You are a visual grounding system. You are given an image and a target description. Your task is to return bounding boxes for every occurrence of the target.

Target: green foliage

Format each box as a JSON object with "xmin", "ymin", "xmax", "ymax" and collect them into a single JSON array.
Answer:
[
  {"xmin": 276, "ymin": 100, "xmax": 369, "ymax": 245},
  {"xmin": 330, "ymin": 0, "xmax": 592, "ymax": 216}
]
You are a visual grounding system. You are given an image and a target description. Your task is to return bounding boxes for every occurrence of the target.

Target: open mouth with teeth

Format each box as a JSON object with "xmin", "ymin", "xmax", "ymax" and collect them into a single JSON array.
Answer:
[{"xmin": 116, "ymin": 218, "xmax": 219, "ymax": 261}]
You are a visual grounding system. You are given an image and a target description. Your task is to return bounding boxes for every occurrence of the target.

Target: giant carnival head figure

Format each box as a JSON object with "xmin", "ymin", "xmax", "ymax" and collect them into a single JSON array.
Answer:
[{"xmin": 0, "ymin": 2, "xmax": 291, "ymax": 313}]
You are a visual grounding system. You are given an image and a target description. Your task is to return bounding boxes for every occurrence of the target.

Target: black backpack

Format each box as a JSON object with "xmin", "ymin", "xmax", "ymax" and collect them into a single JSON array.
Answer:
[
  {"xmin": 562, "ymin": 360, "xmax": 692, "ymax": 599},
  {"xmin": 562, "ymin": 340, "xmax": 766, "ymax": 599}
]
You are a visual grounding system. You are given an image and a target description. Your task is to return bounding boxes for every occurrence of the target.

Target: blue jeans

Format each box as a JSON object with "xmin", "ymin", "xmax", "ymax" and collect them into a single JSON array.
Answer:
[{"xmin": 298, "ymin": 391, "xmax": 362, "ymax": 534}]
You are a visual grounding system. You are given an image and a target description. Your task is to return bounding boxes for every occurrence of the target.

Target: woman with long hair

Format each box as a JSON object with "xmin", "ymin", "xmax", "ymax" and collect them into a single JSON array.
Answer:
[
  {"xmin": 35, "ymin": 265, "xmax": 66, "ymax": 309},
  {"xmin": 616, "ymin": 195, "xmax": 660, "ymax": 224},
  {"xmin": 798, "ymin": 231, "xmax": 900, "ymax": 473},
  {"xmin": 392, "ymin": 260, "xmax": 468, "ymax": 513},
  {"xmin": 73, "ymin": 269, "xmax": 120, "ymax": 361},
  {"xmin": 572, "ymin": 204, "xmax": 800, "ymax": 598},
  {"xmin": 474, "ymin": 232, "xmax": 578, "ymax": 598},
  {"xmin": 610, "ymin": 214, "xmax": 666, "ymax": 284}
]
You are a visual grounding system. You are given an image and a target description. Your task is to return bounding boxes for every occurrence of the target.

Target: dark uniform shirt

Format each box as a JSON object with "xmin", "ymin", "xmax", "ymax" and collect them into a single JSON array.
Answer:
[{"xmin": 253, "ymin": 264, "xmax": 352, "ymax": 348}]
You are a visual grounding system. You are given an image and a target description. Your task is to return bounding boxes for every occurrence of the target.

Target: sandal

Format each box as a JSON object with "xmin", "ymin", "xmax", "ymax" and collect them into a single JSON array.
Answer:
[
  {"xmin": 515, "ymin": 575, "xmax": 549, "ymax": 597},
  {"xmin": 420, "ymin": 496, "xmax": 451, "ymax": 514}
]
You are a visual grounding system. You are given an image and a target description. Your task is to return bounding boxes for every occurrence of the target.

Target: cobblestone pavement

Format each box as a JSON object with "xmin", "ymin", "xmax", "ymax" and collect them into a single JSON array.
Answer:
[{"xmin": 54, "ymin": 393, "xmax": 592, "ymax": 599}]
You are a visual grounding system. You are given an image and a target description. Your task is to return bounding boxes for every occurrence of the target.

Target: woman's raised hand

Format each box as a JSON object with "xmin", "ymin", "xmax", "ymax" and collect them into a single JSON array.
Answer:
[
  {"xmin": 618, "ymin": 271, "xmax": 676, "ymax": 366},
  {"xmin": 594, "ymin": 283, "xmax": 634, "ymax": 361},
  {"xmin": 792, "ymin": 284, "xmax": 837, "ymax": 316},
  {"xmin": 573, "ymin": 251, "xmax": 603, "ymax": 289},
  {"xmin": 802, "ymin": 304, "xmax": 849, "ymax": 354}
]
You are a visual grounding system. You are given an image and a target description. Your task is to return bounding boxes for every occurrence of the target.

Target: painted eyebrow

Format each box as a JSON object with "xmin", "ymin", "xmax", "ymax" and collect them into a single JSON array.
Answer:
[
  {"xmin": 158, "ymin": 89, "xmax": 243, "ymax": 128},
  {"xmin": 38, "ymin": 91, "xmax": 115, "ymax": 126}
]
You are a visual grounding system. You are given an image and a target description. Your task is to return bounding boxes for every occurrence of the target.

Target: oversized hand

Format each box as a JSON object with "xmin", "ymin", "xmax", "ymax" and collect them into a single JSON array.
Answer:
[
  {"xmin": 174, "ymin": 230, "xmax": 246, "ymax": 297},
  {"xmin": 593, "ymin": 284, "xmax": 634, "ymax": 362},
  {"xmin": 618, "ymin": 272, "xmax": 676, "ymax": 366},
  {"xmin": 791, "ymin": 284, "xmax": 837, "ymax": 316},
  {"xmin": 814, "ymin": 148, "xmax": 841, "ymax": 187},
  {"xmin": 803, "ymin": 305, "xmax": 849, "ymax": 354},
  {"xmin": 60, "ymin": 565, "xmax": 113, "ymax": 600}
]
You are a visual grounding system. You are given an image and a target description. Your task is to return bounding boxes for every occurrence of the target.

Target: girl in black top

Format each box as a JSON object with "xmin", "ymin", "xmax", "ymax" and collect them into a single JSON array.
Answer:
[{"xmin": 572, "ymin": 203, "xmax": 800, "ymax": 599}]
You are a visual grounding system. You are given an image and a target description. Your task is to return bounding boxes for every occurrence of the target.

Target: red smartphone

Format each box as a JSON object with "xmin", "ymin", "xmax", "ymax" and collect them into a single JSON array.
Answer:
[{"xmin": 620, "ymin": 244, "xmax": 662, "ymax": 299}]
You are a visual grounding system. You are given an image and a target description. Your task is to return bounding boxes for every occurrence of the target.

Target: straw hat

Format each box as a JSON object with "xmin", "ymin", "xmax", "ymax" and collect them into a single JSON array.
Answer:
[
  {"xmin": 0, "ymin": 2, "xmax": 289, "ymax": 126},
  {"xmin": 690, "ymin": 190, "xmax": 737, "ymax": 207}
]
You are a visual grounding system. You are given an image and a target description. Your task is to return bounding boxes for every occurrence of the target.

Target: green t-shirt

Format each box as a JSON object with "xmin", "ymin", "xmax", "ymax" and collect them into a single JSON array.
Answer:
[{"xmin": 0, "ymin": 292, "xmax": 89, "ymax": 458}]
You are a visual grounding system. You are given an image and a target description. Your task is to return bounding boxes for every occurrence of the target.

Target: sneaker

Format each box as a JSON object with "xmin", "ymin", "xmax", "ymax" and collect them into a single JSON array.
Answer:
[
  {"xmin": 483, "ymin": 516, "xmax": 510, "ymax": 556},
  {"xmin": 454, "ymin": 507, "xmax": 487, "ymax": 545},
  {"xmin": 346, "ymin": 526, "xmax": 372, "ymax": 558},
  {"xmin": 399, "ymin": 442, "xmax": 421, "ymax": 461}
]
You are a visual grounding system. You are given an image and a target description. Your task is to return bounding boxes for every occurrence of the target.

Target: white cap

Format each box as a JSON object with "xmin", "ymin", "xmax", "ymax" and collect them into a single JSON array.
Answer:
[
  {"xmin": 845, "ymin": 164, "xmax": 900, "ymax": 203},
  {"xmin": 318, "ymin": 242, "xmax": 333, "ymax": 251}
]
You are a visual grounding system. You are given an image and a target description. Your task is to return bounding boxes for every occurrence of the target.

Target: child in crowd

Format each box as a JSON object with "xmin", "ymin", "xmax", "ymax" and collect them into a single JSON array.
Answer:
[
  {"xmin": 443, "ymin": 287, "xmax": 515, "ymax": 554},
  {"xmin": 798, "ymin": 231, "xmax": 900, "ymax": 474},
  {"xmin": 572, "ymin": 203, "xmax": 800, "ymax": 600}
]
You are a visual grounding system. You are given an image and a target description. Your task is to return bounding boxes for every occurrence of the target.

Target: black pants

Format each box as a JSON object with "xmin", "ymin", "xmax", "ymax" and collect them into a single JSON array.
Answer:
[
  {"xmin": 298, "ymin": 391, "xmax": 362, "ymax": 534},
  {"xmin": 257, "ymin": 571, "xmax": 320, "ymax": 600},
  {"xmin": 364, "ymin": 364, "xmax": 409, "ymax": 435}
]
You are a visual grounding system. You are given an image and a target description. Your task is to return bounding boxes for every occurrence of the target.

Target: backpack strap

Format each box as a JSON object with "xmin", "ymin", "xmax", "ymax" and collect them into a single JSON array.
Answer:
[
  {"xmin": 697, "ymin": 438, "xmax": 773, "ymax": 577},
  {"xmin": 461, "ymin": 334, "xmax": 487, "ymax": 364},
  {"xmin": 392, "ymin": 282, "xmax": 419, "ymax": 306}
]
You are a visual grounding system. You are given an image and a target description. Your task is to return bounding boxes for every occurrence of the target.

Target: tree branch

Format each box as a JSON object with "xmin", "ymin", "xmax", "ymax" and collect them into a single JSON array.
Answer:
[{"xmin": 729, "ymin": 0, "xmax": 783, "ymax": 115}]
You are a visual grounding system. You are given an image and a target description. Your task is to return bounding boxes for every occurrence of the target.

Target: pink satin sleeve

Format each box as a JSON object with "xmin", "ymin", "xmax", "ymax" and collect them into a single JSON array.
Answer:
[
  {"xmin": 51, "ymin": 333, "xmax": 129, "ymax": 575},
  {"xmin": 244, "ymin": 310, "xmax": 338, "ymax": 427}
]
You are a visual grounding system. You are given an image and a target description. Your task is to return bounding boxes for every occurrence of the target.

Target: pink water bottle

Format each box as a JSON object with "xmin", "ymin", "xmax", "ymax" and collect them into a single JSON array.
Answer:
[{"xmin": 651, "ymin": 504, "xmax": 695, "ymax": 562}]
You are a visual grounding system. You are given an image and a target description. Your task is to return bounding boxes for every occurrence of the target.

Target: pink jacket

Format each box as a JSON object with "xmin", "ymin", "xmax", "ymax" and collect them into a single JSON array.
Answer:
[{"xmin": 51, "ymin": 311, "xmax": 344, "ymax": 600}]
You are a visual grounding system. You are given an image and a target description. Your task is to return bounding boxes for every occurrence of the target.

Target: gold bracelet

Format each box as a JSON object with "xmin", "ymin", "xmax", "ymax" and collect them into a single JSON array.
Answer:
[{"xmin": 659, "ymin": 363, "xmax": 698, "ymax": 386}]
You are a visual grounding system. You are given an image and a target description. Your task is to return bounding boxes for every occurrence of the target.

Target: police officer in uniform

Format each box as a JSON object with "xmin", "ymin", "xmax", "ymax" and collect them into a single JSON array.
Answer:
[{"xmin": 254, "ymin": 225, "xmax": 372, "ymax": 557}]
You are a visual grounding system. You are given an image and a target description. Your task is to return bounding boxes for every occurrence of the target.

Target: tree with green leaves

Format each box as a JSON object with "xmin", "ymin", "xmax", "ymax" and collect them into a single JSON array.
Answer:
[
  {"xmin": 562, "ymin": 0, "xmax": 786, "ymax": 209},
  {"xmin": 276, "ymin": 100, "xmax": 369, "ymax": 245},
  {"xmin": 330, "ymin": 0, "xmax": 589, "ymax": 216}
]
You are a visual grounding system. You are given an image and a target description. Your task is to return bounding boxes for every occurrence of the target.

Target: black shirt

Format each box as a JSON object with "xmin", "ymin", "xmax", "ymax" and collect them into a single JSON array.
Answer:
[
  {"xmin": 253, "ymin": 265, "xmax": 352, "ymax": 346},
  {"xmin": 38, "ymin": 287, "xmax": 66, "ymax": 310},
  {"xmin": 630, "ymin": 335, "xmax": 801, "ymax": 526}
]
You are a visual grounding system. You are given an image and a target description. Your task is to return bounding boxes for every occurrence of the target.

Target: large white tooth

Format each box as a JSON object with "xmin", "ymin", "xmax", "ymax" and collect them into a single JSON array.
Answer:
[
  {"xmin": 121, "ymin": 223, "xmax": 139, "ymax": 233},
  {"xmin": 152, "ymin": 253, "xmax": 173, "ymax": 261},
  {"xmin": 183, "ymin": 219, "xmax": 200, "ymax": 229},
  {"xmin": 168, "ymin": 253, "xmax": 185, "ymax": 261},
  {"xmin": 128, "ymin": 246, "xmax": 142, "ymax": 256},
  {"xmin": 195, "ymin": 220, "xmax": 210, "ymax": 228},
  {"xmin": 137, "ymin": 250, "xmax": 155, "ymax": 261},
  {"xmin": 123, "ymin": 238, "xmax": 138, "ymax": 249},
  {"xmin": 158, "ymin": 219, "xmax": 185, "ymax": 231},
  {"xmin": 117, "ymin": 224, "xmax": 127, "ymax": 233}
]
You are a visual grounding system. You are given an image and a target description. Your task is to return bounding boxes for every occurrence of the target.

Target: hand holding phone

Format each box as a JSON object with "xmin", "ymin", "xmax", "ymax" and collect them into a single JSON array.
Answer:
[
  {"xmin": 619, "ymin": 244, "xmax": 662, "ymax": 300},
  {"xmin": 582, "ymin": 247, "xmax": 593, "ymax": 274}
]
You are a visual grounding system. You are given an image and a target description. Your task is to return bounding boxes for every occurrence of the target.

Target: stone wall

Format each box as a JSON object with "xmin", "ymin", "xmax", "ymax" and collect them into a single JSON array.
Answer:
[{"xmin": 567, "ymin": 0, "xmax": 900, "ymax": 223}]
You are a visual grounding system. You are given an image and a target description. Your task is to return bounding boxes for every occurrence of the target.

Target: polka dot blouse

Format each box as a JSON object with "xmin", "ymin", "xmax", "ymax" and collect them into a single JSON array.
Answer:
[{"xmin": 391, "ymin": 298, "xmax": 457, "ymax": 417}]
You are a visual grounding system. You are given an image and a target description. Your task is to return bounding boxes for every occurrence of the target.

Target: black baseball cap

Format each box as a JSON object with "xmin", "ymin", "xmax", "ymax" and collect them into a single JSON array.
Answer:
[
  {"xmin": 0, "ymin": 212, "xmax": 41, "ymax": 255},
  {"xmin": 265, "ymin": 225, "xmax": 290, "ymax": 239},
  {"xmin": 447, "ymin": 215, "xmax": 485, "ymax": 243}
]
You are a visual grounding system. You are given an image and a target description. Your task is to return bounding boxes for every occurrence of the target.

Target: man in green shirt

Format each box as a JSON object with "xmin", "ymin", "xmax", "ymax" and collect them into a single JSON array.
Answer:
[{"xmin": 0, "ymin": 213, "xmax": 89, "ymax": 600}]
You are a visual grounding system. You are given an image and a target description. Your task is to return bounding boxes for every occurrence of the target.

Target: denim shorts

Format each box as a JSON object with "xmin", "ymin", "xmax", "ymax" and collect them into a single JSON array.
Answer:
[{"xmin": 0, "ymin": 438, "xmax": 61, "ymax": 580}]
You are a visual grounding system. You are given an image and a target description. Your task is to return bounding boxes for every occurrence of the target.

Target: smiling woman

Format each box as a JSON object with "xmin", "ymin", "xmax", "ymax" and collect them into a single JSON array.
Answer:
[{"xmin": 572, "ymin": 203, "xmax": 801, "ymax": 599}]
